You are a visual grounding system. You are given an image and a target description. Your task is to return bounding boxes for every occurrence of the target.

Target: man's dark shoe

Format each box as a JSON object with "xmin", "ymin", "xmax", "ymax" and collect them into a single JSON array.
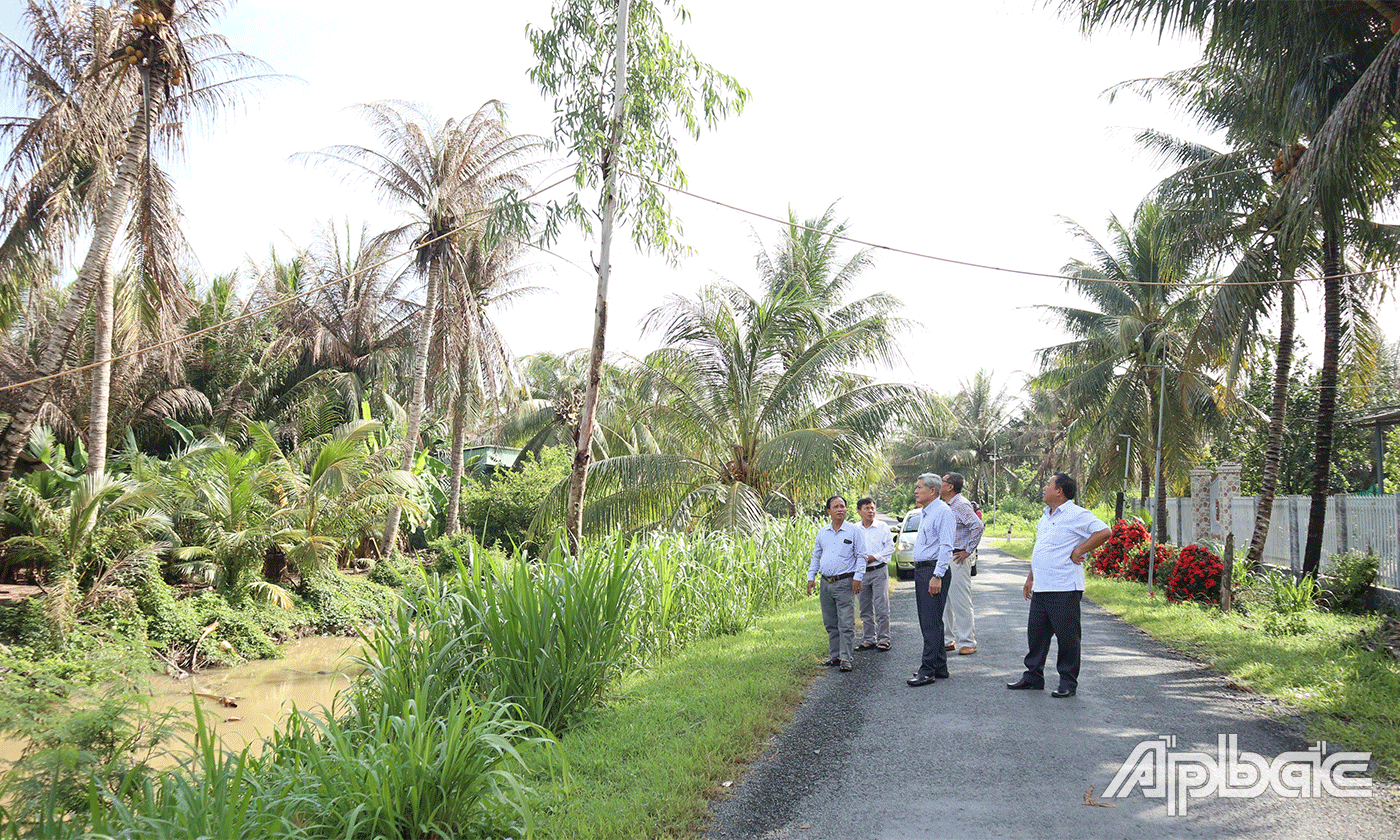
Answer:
[
  {"xmin": 818, "ymin": 657, "xmax": 840, "ymax": 667},
  {"xmin": 1006, "ymin": 678, "xmax": 1044, "ymax": 690},
  {"xmin": 933, "ymin": 671, "xmax": 950, "ymax": 679},
  {"xmin": 1051, "ymin": 686, "xmax": 1077, "ymax": 698},
  {"xmin": 907, "ymin": 673, "xmax": 937, "ymax": 687}
]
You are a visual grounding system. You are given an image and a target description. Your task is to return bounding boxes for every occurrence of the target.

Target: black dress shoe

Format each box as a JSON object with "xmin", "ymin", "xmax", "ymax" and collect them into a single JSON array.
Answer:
[
  {"xmin": 907, "ymin": 674, "xmax": 937, "ymax": 687},
  {"xmin": 1051, "ymin": 686, "xmax": 1077, "ymax": 698},
  {"xmin": 1006, "ymin": 678, "xmax": 1044, "ymax": 690},
  {"xmin": 932, "ymin": 671, "xmax": 950, "ymax": 679}
]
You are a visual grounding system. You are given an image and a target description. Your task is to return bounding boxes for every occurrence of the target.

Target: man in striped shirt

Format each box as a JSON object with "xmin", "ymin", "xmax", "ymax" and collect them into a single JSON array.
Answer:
[{"xmin": 941, "ymin": 472, "xmax": 984, "ymax": 656}]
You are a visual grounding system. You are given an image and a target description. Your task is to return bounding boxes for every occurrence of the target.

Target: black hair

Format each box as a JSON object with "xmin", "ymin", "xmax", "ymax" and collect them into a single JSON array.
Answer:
[
  {"xmin": 856, "ymin": 497, "xmax": 875, "ymax": 510},
  {"xmin": 825, "ymin": 495, "xmax": 847, "ymax": 511},
  {"xmin": 1052, "ymin": 472, "xmax": 1077, "ymax": 500}
]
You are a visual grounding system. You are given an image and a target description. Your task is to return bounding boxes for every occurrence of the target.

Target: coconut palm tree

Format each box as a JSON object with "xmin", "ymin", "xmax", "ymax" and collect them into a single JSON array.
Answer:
[
  {"xmin": 1064, "ymin": 0, "xmax": 1400, "ymax": 577},
  {"xmin": 896, "ymin": 370, "xmax": 1015, "ymax": 504},
  {"xmin": 1123, "ymin": 61, "xmax": 1399, "ymax": 568},
  {"xmin": 534, "ymin": 281, "xmax": 920, "ymax": 536},
  {"xmin": 428, "ymin": 234, "xmax": 541, "ymax": 535},
  {"xmin": 753, "ymin": 203, "xmax": 908, "ymax": 370},
  {"xmin": 0, "ymin": 0, "xmax": 267, "ymax": 481},
  {"xmin": 299, "ymin": 100, "xmax": 544, "ymax": 553},
  {"xmin": 1033, "ymin": 201, "xmax": 1229, "ymax": 540}
]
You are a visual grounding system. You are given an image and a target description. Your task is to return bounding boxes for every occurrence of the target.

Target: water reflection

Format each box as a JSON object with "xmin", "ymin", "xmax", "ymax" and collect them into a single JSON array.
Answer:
[{"xmin": 148, "ymin": 635, "xmax": 365, "ymax": 754}]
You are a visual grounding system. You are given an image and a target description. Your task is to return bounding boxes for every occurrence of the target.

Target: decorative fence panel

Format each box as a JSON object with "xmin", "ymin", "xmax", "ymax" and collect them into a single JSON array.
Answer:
[{"xmin": 1159, "ymin": 493, "xmax": 1400, "ymax": 590}]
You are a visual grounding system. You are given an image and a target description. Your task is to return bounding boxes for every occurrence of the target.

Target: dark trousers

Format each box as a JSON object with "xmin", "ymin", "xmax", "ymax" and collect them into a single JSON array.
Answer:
[
  {"xmin": 913, "ymin": 565, "xmax": 952, "ymax": 677},
  {"xmin": 1021, "ymin": 590, "xmax": 1083, "ymax": 690}
]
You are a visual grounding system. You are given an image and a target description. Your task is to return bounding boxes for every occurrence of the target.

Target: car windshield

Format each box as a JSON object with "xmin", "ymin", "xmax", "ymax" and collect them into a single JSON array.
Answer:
[{"xmin": 902, "ymin": 512, "xmax": 921, "ymax": 532}]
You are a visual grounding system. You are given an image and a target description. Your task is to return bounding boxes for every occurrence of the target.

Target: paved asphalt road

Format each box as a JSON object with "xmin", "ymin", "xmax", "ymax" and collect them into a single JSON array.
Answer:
[{"xmin": 703, "ymin": 547, "xmax": 1400, "ymax": 839}]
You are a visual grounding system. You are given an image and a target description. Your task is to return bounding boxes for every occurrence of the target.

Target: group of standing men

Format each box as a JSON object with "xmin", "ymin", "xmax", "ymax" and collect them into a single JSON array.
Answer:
[
  {"xmin": 806, "ymin": 472, "xmax": 983, "ymax": 678},
  {"xmin": 808, "ymin": 470, "xmax": 1112, "ymax": 697}
]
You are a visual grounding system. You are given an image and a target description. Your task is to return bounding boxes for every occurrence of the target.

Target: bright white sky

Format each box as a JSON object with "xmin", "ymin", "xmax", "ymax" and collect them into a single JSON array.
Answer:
[{"xmin": 5, "ymin": 0, "xmax": 1398, "ymax": 395}]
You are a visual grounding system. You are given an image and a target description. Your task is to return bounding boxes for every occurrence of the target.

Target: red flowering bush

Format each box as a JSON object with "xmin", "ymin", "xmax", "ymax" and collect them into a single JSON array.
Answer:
[
  {"xmin": 1166, "ymin": 543, "xmax": 1223, "ymax": 604},
  {"xmin": 1089, "ymin": 520, "xmax": 1148, "ymax": 578},
  {"xmin": 1124, "ymin": 542, "xmax": 1176, "ymax": 588}
]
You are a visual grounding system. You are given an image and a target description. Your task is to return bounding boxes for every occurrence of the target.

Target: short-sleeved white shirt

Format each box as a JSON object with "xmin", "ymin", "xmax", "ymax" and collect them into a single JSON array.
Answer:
[{"xmin": 1030, "ymin": 500, "xmax": 1109, "ymax": 592}]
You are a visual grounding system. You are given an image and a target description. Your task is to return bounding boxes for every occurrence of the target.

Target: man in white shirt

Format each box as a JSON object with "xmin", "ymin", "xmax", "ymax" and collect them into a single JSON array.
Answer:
[
  {"xmin": 807, "ymin": 495, "xmax": 864, "ymax": 672},
  {"xmin": 907, "ymin": 473, "xmax": 954, "ymax": 687},
  {"xmin": 854, "ymin": 497, "xmax": 894, "ymax": 652},
  {"xmin": 1007, "ymin": 472, "xmax": 1112, "ymax": 697},
  {"xmin": 941, "ymin": 472, "xmax": 984, "ymax": 656}
]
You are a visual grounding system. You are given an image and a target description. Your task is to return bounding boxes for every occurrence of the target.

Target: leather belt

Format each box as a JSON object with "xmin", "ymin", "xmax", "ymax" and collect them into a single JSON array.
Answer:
[
  {"xmin": 821, "ymin": 571, "xmax": 855, "ymax": 582},
  {"xmin": 912, "ymin": 560, "xmax": 936, "ymax": 569},
  {"xmin": 866, "ymin": 563, "xmax": 886, "ymax": 572}
]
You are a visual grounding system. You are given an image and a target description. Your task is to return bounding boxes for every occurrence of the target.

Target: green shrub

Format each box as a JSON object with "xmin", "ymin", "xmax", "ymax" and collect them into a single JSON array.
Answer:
[
  {"xmin": 455, "ymin": 446, "xmax": 571, "ymax": 551},
  {"xmin": 1261, "ymin": 610, "xmax": 1312, "ymax": 637},
  {"xmin": 295, "ymin": 573, "xmax": 391, "ymax": 636},
  {"xmin": 0, "ymin": 598, "xmax": 55, "ymax": 649},
  {"xmin": 1323, "ymin": 550, "xmax": 1380, "ymax": 613},
  {"xmin": 1252, "ymin": 567, "xmax": 1319, "ymax": 614}
]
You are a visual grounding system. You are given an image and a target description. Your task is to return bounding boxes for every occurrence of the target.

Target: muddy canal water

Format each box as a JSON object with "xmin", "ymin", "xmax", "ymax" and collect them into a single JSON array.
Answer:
[{"xmin": 2, "ymin": 635, "xmax": 365, "ymax": 766}]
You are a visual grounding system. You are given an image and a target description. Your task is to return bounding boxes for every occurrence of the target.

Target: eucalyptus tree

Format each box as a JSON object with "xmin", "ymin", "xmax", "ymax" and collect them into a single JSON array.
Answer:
[
  {"xmin": 1033, "ymin": 201, "xmax": 1228, "ymax": 541},
  {"xmin": 299, "ymin": 100, "xmax": 544, "ymax": 553},
  {"xmin": 533, "ymin": 281, "xmax": 919, "ymax": 536},
  {"xmin": 1065, "ymin": 0, "xmax": 1400, "ymax": 577},
  {"xmin": 0, "ymin": 0, "xmax": 267, "ymax": 481},
  {"xmin": 527, "ymin": 0, "xmax": 748, "ymax": 551}
]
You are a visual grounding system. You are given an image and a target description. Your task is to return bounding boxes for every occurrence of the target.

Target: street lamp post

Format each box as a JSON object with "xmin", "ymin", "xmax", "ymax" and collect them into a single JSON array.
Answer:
[
  {"xmin": 1116, "ymin": 433, "xmax": 1132, "ymax": 521},
  {"xmin": 1148, "ymin": 345, "xmax": 1167, "ymax": 593}
]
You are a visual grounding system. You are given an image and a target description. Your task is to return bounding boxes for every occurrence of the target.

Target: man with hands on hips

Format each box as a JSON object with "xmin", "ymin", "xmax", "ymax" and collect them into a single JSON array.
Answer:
[{"xmin": 1006, "ymin": 472, "xmax": 1111, "ymax": 698}]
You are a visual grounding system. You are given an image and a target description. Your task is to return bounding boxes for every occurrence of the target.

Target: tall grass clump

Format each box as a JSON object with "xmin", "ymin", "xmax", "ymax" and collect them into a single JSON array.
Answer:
[
  {"xmin": 414, "ymin": 519, "xmax": 816, "ymax": 734},
  {"xmin": 627, "ymin": 521, "xmax": 812, "ymax": 659},
  {"xmin": 263, "ymin": 689, "xmax": 553, "ymax": 840},
  {"xmin": 452, "ymin": 540, "xmax": 635, "ymax": 735}
]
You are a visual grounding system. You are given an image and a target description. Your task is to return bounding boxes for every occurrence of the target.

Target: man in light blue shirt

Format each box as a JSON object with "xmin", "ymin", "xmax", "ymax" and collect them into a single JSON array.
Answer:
[
  {"xmin": 807, "ymin": 495, "xmax": 864, "ymax": 672},
  {"xmin": 907, "ymin": 472, "xmax": 954, "ymax": 687},
  {"xmin": 1007, "ymin": 472, "xmax": 1112, "ymax": 697}
]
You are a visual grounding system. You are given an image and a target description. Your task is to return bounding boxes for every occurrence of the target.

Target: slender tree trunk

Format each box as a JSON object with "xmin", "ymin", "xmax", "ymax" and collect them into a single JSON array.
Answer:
[
  {"xmin": 0, "ymin": 69, "xmax": 159, "ymax": 488},
  {"xmin": 564, "ymin": 0, "xmax": 632, "ymax": 554},
  {"xmin": 445, "ymin": 386, "xmax": 467, "ymax": 537},
  {"xmin": 1302, "ymin": 229, "xmax": 1342, "ymax": 580},
  {"xmin": 1246, "ymin": 275, "xmax": 1295, "ymax": 571},
  {"xmin": 86, "ymin": 264, "xmax": 115, "ymax": 476},
  {"xmin": 381, "ymin": 255, "xmax": 443, "ymax": 553}
]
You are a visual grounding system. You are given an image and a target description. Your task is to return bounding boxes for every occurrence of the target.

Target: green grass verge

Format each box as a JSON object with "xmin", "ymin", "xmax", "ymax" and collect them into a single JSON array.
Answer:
[
  {"xmin": 1085, "ymin": 575, "xmax": 1400, "ymax": 779},
  {"xmin": 992, "ymin": 539, "xmax": 1033, "ymax": 561},
  {"xmin": 533, "ymin": 597, "xmax": 821, "ymax": 839}
]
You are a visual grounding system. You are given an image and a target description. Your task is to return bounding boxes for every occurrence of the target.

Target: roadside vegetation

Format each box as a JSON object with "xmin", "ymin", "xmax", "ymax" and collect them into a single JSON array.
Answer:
[{"xmin": 5, "ymin": 0, "xmax": 1400, "ymax": 837}]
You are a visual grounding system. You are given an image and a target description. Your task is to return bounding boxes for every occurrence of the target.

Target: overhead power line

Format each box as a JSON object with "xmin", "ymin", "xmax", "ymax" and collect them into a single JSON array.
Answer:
[{"xmin": 633, "ymin": 171, "xmax": 1394, "ymax": 289}]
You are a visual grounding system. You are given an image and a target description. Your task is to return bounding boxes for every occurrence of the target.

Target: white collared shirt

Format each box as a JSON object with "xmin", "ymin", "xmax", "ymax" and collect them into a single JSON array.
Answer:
[
  {"xmin": 1030, "ymin": 499, "xmax": 1109, "ymax": 592},
  {"xmin": 859, "ymin": 521, "xmax": 894, "ymax": 566},
  {"xmin": 809, "ymin": 520, "xmax": 865, "ymax": 582}
]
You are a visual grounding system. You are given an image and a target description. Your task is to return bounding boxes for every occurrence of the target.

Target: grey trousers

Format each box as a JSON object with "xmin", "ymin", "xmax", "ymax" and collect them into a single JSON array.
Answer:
[
  {"xmin": 943, "ymin": 554, "xmax": 976, "ymax": 648},
  {"xmin": 820, "ymin": 577, "xmax": 856, "ymax": 663},
  {"xmin": 858, "ymin": 565, "xmax": 891, "ymax": 645}
]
